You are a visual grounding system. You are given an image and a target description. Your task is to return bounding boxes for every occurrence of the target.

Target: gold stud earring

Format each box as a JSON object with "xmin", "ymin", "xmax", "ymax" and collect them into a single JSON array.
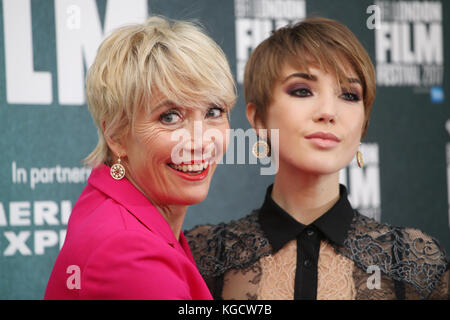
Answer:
[
  {"xmin": 110, "ymin": 154, "xmax": 126, "ymax": 180},
  {"xmin": 356, "ymin": 144, "xmax": 364, "ymax": 168},
  {"xmin": 252, "ymin": 139, "xmax": 270, "ymax": 159}
]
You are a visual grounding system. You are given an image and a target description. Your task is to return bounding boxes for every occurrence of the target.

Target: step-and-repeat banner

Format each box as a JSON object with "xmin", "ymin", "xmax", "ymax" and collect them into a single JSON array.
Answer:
[{"xmin": 0, "ymin": 0, "xmax": 449, "ymax": 299}]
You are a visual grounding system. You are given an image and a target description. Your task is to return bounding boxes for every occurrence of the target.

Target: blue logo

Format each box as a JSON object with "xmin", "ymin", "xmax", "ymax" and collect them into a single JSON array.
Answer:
[{"xmin": 430, "ymin": 86, "xmax": 444, "ymax": 104}]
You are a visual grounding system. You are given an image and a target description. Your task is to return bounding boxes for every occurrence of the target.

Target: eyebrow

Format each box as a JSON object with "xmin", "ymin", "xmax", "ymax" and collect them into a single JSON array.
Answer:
[
  {"xmin": 150, "ymin": 100, "xmax": 212, "ymax": 114},
  {"xmin": 347, "ymin": 78, "xmax": 362, "ymax": 85},
  {"xmin": 283, "ymin": 72, "xmax": 362, "ymax": 86},
  {"xmin": 151, "ymin": 100, "xmax": 177, "ymax": 113},
  {"xmin": 283, "ymin": 73, "xmax": 317, "ymax": 82}
]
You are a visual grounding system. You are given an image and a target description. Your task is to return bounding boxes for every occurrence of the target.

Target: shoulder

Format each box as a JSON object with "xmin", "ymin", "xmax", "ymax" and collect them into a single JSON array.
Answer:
[
  {"xmin": 84, "ymin": 229, "xmax": 178, "ymax": 268},
  {"xmin": 66, "ymin": 191, "xmax": 150, "ymax": 248},
  {"xmin": 186, "ymin": 210, "xmax": 261, "ymax": 245},
  {"xmin": 47, "ymin": 228, "xmax": 187, "ymax": 299},
  {"xmin": 62, "ymin": 197, "xmax": 177, "ymax": 277},
  {"xmin": 185, "ymin": 211, "xmax": 271, "ymax": 277},
  {"xmin": 343, "ymin": 211, "xmax": 449, "ymax": 298},
  {"xmin": 80, "ymin": 230, "xmax": 192, "ymax": 299}
]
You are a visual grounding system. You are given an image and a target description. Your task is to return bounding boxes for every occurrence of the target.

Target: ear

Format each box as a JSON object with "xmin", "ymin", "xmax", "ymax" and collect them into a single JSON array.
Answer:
[
  {"xmin": 101, "ymin": 119, "xmax": 127, "ymax": 159},
  {"xmin": 246, "ymin": 103, "xmax": 267, "ymax": 138}
]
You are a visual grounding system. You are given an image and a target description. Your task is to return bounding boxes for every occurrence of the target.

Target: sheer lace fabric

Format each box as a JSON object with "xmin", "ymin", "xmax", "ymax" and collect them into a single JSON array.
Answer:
[
  {"xmin": 222, "ymin": 239, "xmax": 356, "ymax": 300},
  {"xmin": 186, "ymin": 211, "xmax": 449, "ymax": 300},
  {"xmin": 317, "ymin": 241, "xmax": 355, "ymax": 299},
  {"xmin": 256, "ymin": 239, "xmax": 296, "ymax": 300}
]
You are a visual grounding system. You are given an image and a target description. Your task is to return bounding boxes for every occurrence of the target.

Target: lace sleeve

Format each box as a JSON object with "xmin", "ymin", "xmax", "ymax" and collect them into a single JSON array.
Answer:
[
  {"xmin": 185, "ymin": 212, "xmax": 273, "ymax": 299},
  {"xmin": 186, "ymin": 211, "xmax": 272, "ymax": 275},
  {"xmin": 399, "ymin": 227, "xmax": 448, "ymax": 298},
  {"xmin": 342, "ymin": 213, "xmax": 449, "ymax": 299},
  {"xmin": 185, "ymin": 224, "xmax": 219, "ymax": 277},
  {"xmin": 427, "ymin": 263, "xmax": 449, "ymax": 299}
]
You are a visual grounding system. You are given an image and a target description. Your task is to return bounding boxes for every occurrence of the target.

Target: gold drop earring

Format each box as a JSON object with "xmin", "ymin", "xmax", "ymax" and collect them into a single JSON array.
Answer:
[
  {"xmin": 356, "ymin": 143, "xmax": 364, "ymax": 168},
  {"xmin": 110, "ymin": 154, "xmax": 126, "ymax": 180},
  {"xmin": 252, "ymin": 138, "xmax": 270, "ymax": 159}
]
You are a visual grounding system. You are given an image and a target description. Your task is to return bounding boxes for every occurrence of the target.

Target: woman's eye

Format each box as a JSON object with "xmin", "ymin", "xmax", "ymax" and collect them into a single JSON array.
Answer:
[
  {"xmin": 206, "ymin": 106, "xmax": 225, "ymax": 118},
  {"xmin": 159, "ymin": 111, "xmax": 182, "ymax": 124},
  {"xmin": 289, "ymin": 88, "xmax": 312, "ymax": 97},
  {"xmin": 341, "ymin": 92, "xmax": 361, "ymax": 102}
]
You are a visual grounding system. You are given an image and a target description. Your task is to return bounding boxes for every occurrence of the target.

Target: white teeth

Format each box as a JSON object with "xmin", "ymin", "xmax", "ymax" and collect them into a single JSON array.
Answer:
[{"xmin": 169, "ymin": 161, "xmax": 210, "ymax": 172}]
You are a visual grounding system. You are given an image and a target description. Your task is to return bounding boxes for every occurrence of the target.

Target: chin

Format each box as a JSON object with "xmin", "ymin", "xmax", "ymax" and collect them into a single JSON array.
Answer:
[
  {"xmin": 306, "ymin": 166, "xmax": 342, "ymax": 176},
  {"xmin": 290, "ymin": 157, "xmax": 347, "ymax": 176},
  {"xmin": 168, "ymin": 188, "xmax": 210, "ymax": 206}
]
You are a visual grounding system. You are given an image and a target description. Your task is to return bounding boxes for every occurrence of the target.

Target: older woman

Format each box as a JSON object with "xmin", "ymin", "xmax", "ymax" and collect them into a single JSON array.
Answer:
[
  {"xmin": 44, "ymin": 16, "xmax": 235, "ymax": 299},
  {"xmin": 186, "ymin": 17, "xmax": 449, "ymax": 300}
]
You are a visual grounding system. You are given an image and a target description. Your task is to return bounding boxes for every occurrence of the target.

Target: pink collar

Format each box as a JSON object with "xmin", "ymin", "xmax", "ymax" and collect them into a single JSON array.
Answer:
[{"xmin": 88, "ymin": 164, "xmax": 183, "ymax": 249}]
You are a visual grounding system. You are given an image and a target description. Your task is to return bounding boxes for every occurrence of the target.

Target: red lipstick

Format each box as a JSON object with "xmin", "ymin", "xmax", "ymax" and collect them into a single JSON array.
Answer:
[{"xmin": 167, "ymin": 161, "xmax": 211, "ymax": 181}]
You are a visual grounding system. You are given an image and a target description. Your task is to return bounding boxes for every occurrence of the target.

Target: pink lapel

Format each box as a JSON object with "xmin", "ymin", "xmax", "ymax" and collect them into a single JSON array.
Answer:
[
  {"xmin": 88, "ymin": 164, "xmax": 179, "ymax": 248},
  {"xmin": 178, "ymin": 232, "xmax": 197, "ymax": 265}
]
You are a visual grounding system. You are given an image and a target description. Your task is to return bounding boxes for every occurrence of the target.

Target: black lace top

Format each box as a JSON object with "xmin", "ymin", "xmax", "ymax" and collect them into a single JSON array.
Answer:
[{"xmin": 185, "ymin": 185, "xmax": 449, "ymax": 300}]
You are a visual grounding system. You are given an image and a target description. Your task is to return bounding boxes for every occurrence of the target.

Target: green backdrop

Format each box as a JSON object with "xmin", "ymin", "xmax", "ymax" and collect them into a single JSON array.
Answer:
[{"xmin": 0, "ymin": 0, "xmax": 448, "ymax": 299}]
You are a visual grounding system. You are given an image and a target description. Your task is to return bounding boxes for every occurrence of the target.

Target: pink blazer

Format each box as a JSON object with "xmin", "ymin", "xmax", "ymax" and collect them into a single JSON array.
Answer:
[{"xmin": 44, "ymin": 164, "xmax": 212, "ymax": 300}]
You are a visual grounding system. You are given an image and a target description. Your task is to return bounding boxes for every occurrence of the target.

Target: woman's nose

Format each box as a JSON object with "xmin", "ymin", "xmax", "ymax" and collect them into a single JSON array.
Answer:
[
  {"xmin": 313, "ymin": 95, "xmax": 337, "ymax": 124},
  {"xmin": 183, "ymin": 120, "xmax": 208, "ymax": 160},
  {"xmin": 314, "ymin": 112, "xmax": 336, "ymax": 124}
]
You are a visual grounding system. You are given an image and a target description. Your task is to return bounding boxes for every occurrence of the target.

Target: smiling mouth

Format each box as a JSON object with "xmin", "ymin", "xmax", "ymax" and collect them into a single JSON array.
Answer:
[{"xmin": 167, "ymin": 161, "xmax": 211, "ymax": 175}]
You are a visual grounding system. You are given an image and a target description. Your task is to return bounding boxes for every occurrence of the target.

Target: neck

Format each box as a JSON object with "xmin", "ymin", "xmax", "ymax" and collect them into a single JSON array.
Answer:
[
  {"xmin": 271, "ymin": 166, "xmax": 340, "ymax": 225},
  {"xmin": 123, "ymin": 172, "xmax": 187, "ymax": 241},
  {"xmin": 155, "ymin": 204, "xmax": 188, "ymax": 241}
]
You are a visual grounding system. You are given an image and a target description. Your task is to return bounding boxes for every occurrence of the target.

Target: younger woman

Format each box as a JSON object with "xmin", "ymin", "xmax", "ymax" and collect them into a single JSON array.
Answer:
[{"xmin": 186, "ymin": 17, "xmax": 448, "ymax": 300}]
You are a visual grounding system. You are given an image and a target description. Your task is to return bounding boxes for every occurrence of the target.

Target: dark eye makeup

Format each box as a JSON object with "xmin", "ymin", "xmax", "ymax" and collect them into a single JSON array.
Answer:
[
  {"xmin": 286, "ymin": 82, "xmax": 362, "ymax": 102},
  {"xmin": 286, "ymin": 84, "xmax": 313, "ymax": 97},
  {"xmin": 341, "ymin": 91, "xmax": 361, "ymax": 102}
]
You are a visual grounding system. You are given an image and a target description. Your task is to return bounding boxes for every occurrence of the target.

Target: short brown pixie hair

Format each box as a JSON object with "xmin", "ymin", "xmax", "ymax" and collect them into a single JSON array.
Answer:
[{"xmin": 244, "ymin": 17, "xmax": 376, "ymax": 138}]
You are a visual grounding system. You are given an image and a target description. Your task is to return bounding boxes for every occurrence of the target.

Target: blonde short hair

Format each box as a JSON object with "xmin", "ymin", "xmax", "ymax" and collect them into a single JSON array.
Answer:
[
  {"xmin": 84, "ymin": 16, "xmax": 236, "ymax": 168},
  {"xmin": 244, "ymin": 17, "xmax": 376, "ymax": 138}
]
